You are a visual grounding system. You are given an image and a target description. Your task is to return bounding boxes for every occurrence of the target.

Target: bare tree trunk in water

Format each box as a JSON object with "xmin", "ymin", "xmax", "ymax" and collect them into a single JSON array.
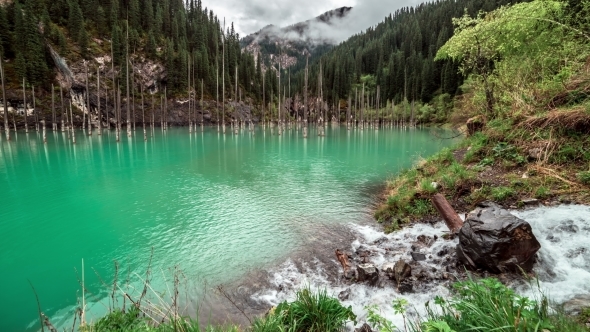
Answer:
[
  {"xmin": 141, "ymin": 84, "xmax": 146, "ymax": 141},
  {"xmin": 234, "ymin": 66, "xmax": 238, "ymax": 135},
  {"xmin": 347, "ymin": 96, "xmax": 351, "ymax": 129},
  {"xmin": 32, "ymin": 86, "xmax": 38, "ymax": 132},
  {"xmin": 262, "ymin": 72, "xmax": 265, "ymax": 126},
  {"xmin": 278, "ymin": 58, "xmax": 281, "ymax": 135},
  {"xmin": 126, "ymin": 22, "xmax": 131, "ymax": 137},
  {"xmin": 201, "ymin": 79, "xmax": 203, "ymax": 128},
  {"xmin": 116, "ymin": 84, "xmax": 120, "ymax": 142},
  {"xmin": 164, "ymin": 87, "xmax": 167, "ymax": 129},
  {"xmin": 151, "ymin": 94, "xmax": 154, "ymax": 136},
  {"xmin": 361, "ymin": 83, "xmax": 365, "ymax": 129},
  {"xmin": 60, "ymin": 86, "xmax": 65, "ymax": 132},
  {"xmin": 132, "ymin": 62, "xmax": 135, "ymax": 131},
  {"xmin": 188, "ymin": 54, "xmax": 191, "ymax": 133},
  {"xmin": 51, "ymin": 85, "xmax": 55, "ymax": 132},
  {"xmin": 70, "ymin": 101, "xmax": 75, "ymax": 144},
  {"xmin": 23, "ymin": 78, "xmax": 28, "ymax": 133},
  {"xmin": 222, "ymin": 18, "xmax": 226, "ymax": 133},
  {"xmin": 97, "ymin": 67, "xmax": 102, "ymax": 134},
  {"xmin": 85, "ymin": 62, "xmax": 92, "ymax": 135},
  {"xmin": 160, "ymin": 95, "xmax": 163, "ymax": 129},
  {"xmin": 303, "ymin": 56, "xmax": 308, "ymax": 138},
  {"xmin": 216, "ymin": 57, "xmax": 219, "ymax": 131},
  {"xmin": 376, "ymin": 85, "xmax": 380, "ymax": 129},
  {"xmin": 0, "ymin": 55, "xmax": 9, "ymax": 140}
]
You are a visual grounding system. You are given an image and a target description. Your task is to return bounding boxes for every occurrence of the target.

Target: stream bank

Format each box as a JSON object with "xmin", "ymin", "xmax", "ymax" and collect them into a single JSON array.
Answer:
[{"xmin": 220, "ymin": 204, "xmax": 590, "ymax": 330}]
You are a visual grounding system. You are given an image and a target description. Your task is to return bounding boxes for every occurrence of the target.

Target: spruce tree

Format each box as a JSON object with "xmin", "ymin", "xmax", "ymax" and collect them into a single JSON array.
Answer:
[
  {"xmin": 68, "ymin": 0, "xmax": 84, "ymax": 40},
  {"xmin": 0, "ymin": 5, "xmax": 9, "ymax": 57},
  {"xmin": 79, "ymin": 27, "xmax": 89, "ymax": 59}
]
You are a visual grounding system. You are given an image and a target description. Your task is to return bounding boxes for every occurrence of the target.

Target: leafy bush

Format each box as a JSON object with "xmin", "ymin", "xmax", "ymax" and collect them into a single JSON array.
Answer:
[
  {"xmin": 491, "ymin": 186, "xmax": 515, "ymax": 201},
  {"xmin": 578, "ymin": 171, "xmax": 590, "ymax": 184},
  {"xmin": 274, "ymin": 288, "xmax": 356, "ymax": 332},
  {"xmin": 418, "ymin": 278, "xmax": 586, "ymax": 332}
]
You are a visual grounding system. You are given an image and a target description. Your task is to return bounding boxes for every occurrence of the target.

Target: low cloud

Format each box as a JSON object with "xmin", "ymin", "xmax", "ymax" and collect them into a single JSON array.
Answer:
[{"xmin": 207, "ymin": 0, "xmax": 424, "ymax": 41}]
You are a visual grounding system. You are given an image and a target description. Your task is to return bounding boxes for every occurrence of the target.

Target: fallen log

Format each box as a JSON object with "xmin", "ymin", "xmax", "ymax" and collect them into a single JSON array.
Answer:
[{"xmin": 431, "ymin": 193, "xmax": 464, "ymax": 233}]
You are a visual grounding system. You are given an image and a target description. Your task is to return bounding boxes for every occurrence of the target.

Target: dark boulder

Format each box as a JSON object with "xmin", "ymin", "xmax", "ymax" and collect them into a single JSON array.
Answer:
[{"xmin": 457, "ymin": 201, "xmax": 541, "ymax": 273}]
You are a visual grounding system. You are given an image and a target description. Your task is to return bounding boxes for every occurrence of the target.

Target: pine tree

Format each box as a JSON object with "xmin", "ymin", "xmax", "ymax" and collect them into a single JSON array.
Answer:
[
  {"xmin": 79, "ymin": 27, "xmax": 89, "ymax": 59},
  {"xmin": 142, "ymin": 0, "xmax": 154, "ymax": 32},
  {"xmin": 0, "ymin": 5, "xmax": 9, "ymax": 57},
  {"xmin": 129, "ymin": 0, "xmax": 140, "ymax": 32},
  {"xmin": 147, "ymin": 30, "xmax": 157, "ymax": 58},
  {"xmin": 68, "ymin": 0, "xmax": 84, "ymax": 40}
]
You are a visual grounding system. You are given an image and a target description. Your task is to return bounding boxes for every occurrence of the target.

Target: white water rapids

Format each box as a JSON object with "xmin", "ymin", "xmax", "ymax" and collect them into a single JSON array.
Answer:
[{"xmin": 251, "ymin": 204, "xmax": 590, "ymax": 330}]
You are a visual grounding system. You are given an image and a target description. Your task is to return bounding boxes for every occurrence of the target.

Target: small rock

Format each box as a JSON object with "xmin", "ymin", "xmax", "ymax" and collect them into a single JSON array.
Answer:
[
  {"xmin": 344, "ymin": 269, "xmax": 355, "ymax": 279},
  {"xmin": 417, "ymin": 235, "xmax": 436, "ymax": 247},
  {"xmin": 545, "ymin": 235, "xmax": 560, "ymax": 243},
  {"xmin": 382, "ymin": 262, "xmax": 395, "ymax": 275},
  {"xmin": 528, "ymin": 148, "xmax": 543, "ymax": 160},
  {"xmin": 522, "ymin": 173, "xmax": 529, "ymax": 179},
  {"xmin": 338, "ymin": 289, "xmax": 351, "ymax": 301},
  {"xmin": 431, "ymin": 182, "xmax": 439, "ymax": 190},
  {"xmin": 411, "ymin": 252, "xmax": 427, "ymax": 261},
  {"xmin": 393, "ymin": 260, "xmax": 412, "ymax": 284},
  {"xmin": 562, "ymin": 295, "xmax": 590, "ymax": 315},
  {"xmin": 357, "ymin": 263, "xmax": 379, "ymax": 283},
  {"xmin": 555, "ymin": 221, "xmax": 579, "ymax": 233},
  {"xmin": 398, "ymin": 280, "xmax": 413, "ymax": 293},
  {"xmin": 521, "ymin": 198, "xmax": 539, "ymax": 206}
]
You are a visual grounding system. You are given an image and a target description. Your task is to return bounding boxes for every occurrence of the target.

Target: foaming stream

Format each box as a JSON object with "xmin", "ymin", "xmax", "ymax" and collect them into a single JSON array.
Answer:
[
  {"xmin": 244, "ymin": 205, "xmax": 590, "ymax": 330},
  {"xmin": 513, "ymin": 205, "xmax": 590, "ymax": 303}
]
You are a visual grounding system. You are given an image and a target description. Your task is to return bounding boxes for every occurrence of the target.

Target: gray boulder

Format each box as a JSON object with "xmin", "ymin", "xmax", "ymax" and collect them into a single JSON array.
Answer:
[
  {"xmin": 457, "ymin": 202, "xmax": 541, "ymax": 273},
  {"xmin": 357, "ymin": 263, "xmax": 378, "ymax": 283}
]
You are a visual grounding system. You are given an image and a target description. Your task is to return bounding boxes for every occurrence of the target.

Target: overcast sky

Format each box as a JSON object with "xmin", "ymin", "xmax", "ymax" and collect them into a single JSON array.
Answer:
[{"xmin": 204, "ymin": 0, "xmax": 425, "ymax": 40}]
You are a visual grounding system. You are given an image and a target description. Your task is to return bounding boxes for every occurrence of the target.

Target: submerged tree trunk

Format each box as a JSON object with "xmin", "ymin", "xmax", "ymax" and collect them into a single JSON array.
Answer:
[
  {"xmin": 60, "ymin": 86, "xmax": 65, "ymax": 132},
  {"xmin": 85, "ymin": 62, "xmax": 92, "ymax": 135},
  {"xmin": 33, "ymin": 86, "xmax": 38, "ymax": 132},
  {"xmin": 23, "ymin": 78, "xmax": 28, "ymax": 133},
  {"xmin": 51, "ymin": 85, "xmax": 56, "ymax": 132},
  {"xmin": 70, "ymin": 101, "xmax": 75, "ymax": 144},
  {"xmin": 97, "ymin": 67, "xmax": 102, "ymax": 134},
  {"xmin": 0, "ymin": 55, "xmax": 8, "ymax": 140},
  {"xmin": 141, "ymin": 84, "xmax": 146, "ymax": 141},
  {"xmin": 222, "ymin": 18, "xmax": 225, "ymax": 133},
  {"xmin": 188, "ymin": 54, "xmax": 192, "ymax": 133}
]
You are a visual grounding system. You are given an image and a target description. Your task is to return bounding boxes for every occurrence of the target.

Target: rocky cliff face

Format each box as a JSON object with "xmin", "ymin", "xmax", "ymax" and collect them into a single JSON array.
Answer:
[{"xmin": 3, "ymin": 44, "xmax": 255, "ymax": 128}]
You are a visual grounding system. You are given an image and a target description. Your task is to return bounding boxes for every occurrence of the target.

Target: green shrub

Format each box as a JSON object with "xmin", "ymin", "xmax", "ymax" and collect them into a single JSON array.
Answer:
[
  {"xmin": 535, "ymin": 186, "xmax": 551, "ymax": 199},
  {"xmin": 274, "ymin": 288, "xmax": 356, "ymax": 332},
  {"xmin": 418, "ymin": 278, "xmax": 581, "ymax": 332},
  {"xmin": 577, "ymin": 171, "xmax": 590, "ymax": 184},
  {"xmin": 491, "ymin": 186, "xmax": 515, "ymax": 201}
]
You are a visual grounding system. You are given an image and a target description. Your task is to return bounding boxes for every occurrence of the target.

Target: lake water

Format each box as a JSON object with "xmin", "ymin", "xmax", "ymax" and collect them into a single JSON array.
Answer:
[{"xmin": 0, "ymin": 125, "xmax": 453, "ymax": 331}]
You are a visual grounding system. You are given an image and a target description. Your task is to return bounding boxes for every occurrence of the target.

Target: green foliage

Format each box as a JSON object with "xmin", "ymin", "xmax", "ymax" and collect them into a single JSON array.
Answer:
[
  {"xmin": 84, "ymin": 306, "xmax": 147, "ymax": 331},
  {"xmin": 419, "ymin": 278, "xmax": 586, "ymax": 332},
  {"xmin": 535, "ymin": 186, "xmax": 551, "ymax": 199},
  {"xmin": 491, "ymin": 186, "xmax": 515, "ymax": 201},
  {"xmin": 492, "ymin": 142, "xmax": 526, "ymax": 165},
  {"xmin": 577, "ymin": 171, "xmax": 590, "ymax": 184},
  {"xmin": 274, "ymin": 288, "xmax": 356, "ymax": 332}
]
